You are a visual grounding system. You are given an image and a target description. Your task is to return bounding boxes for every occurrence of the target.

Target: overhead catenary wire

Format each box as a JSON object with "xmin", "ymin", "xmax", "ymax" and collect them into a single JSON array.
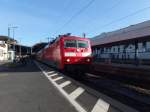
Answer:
[
  {"xmin": 80, "ymin": 0, "xmax": 122, "ymax": 28},
  {"xmin": 54, "ymin": 0, "xmax": 74, "ymax": 24},
  {"xmin": 91, "ymin": 6, "xmax": 150, "ymax": 34},
  {"xmin": 48, "ymin": 0, "xmax": 73, "ymax": 38},
  {"xmin": 79, "ymin": 0, "xmax": 122, "ymax": 35},
  {"xmin": 53, "ymin": 0, "xmax": 96, "ymax": 36}
]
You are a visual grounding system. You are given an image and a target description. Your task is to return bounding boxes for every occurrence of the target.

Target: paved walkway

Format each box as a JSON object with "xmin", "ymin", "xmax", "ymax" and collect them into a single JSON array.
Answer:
[{"xmin": 0, "ymin": 60, "xmax": 77, "ymax": 112}]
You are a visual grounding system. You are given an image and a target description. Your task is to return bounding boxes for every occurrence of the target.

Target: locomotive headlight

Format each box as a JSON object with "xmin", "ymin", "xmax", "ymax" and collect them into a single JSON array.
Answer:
[
  {"xmin": 86, "ymin": 58, "xmax": 90, "ymax": 62},
  {"xmin": 66, "ymin": 59, "xmax": 70, "ymax": 62},
  {"xmin": 77, "ymin": 49, "xmax": 80, "ymax": 52}
]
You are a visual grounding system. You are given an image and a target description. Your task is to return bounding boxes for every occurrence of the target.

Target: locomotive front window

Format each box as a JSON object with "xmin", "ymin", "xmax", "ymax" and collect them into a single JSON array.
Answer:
[
  {"xmin": 77, "ymin": 40, "xmax": 89, "ymax": 48},
  {"xmin": 64, "ymin": 40, "xmax": 77, "ymax": 48}
]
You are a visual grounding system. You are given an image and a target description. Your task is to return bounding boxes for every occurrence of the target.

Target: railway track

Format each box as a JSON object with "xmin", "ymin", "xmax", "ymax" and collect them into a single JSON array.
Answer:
[
  {"xmin": 91, "ymin": 63, "xmax": 150, "ymax": 89},
  {"xmin": 86, "ymin": 73, "xmax": 150, "ymax": 95},
  {"xmin": 64, "ymin": 72, "xmax": 150, "ymax": 112},
  {"xmin": 37, "ymin": 61, "xmax": 150, "ymax": 112},
  {"xmin": 84, "ymin": 73, "xmax": 150, "ymax": 111},
  {"xmin": 88, "ymin": 70, "xmax": 150, "ymax": 93}
]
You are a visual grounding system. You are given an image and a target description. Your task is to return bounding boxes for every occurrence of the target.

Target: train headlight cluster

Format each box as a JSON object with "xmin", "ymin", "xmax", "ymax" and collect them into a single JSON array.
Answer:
[
  {"xmin": 66, "ymin": 59, "xmax": 70, "ymax": 62},
  {"xmin": 86, "ymin": 58, "xmax": 90, "ymax": 62}
]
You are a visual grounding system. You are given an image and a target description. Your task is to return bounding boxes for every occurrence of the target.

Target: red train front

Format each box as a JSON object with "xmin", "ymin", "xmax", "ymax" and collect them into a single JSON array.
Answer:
[{"xmin": 38, "ymin": 34, "xmax": 92, "ymax": 74}]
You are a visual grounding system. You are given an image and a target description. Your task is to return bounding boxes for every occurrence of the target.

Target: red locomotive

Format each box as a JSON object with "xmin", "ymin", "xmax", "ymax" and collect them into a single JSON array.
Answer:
[{"xmin": 37, "ymin": 34, "xmax": 92, "ymax": 75}]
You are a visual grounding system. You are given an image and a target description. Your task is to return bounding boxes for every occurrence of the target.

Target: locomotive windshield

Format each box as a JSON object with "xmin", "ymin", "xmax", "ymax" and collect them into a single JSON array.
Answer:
[
  {"xmin": 64, "ymin": 40, "xmax": 77, "ymax": 48},
  {"xmin": 77, "ymin": 40, "xmax": 89, "ymax": 48},
  {"xmin": 64, "ymin": 40, "xmax": 89, "ymax": 48}
]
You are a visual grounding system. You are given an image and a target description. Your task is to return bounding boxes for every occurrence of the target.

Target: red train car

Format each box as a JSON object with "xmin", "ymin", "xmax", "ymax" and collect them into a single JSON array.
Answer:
[{"xmin": 37, "ymin": 35, "xmax": 92, "ymax": 74}]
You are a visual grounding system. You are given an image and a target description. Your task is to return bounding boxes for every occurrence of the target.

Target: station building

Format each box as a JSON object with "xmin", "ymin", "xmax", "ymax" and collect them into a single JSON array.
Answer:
[
  {"xmin": 0, "ymin": 35, "xmax": 32, "ymax": 61},
  {"xmin": 91, "ymin": 20, "xmax": 150, "ymax": 65},
  {"xmin": 0, "ymin": 36, "xmax": 16, "ymax": 61},
  {"xmin": 0, "ymin": 40, "xmax": 8, "ymax": 60}
]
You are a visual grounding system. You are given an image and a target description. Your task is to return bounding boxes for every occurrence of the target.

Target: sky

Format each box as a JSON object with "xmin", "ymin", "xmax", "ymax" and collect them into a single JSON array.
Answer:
[{"xmin": 0, "ymin": 0, "xmax": 150, "ymax": 46}]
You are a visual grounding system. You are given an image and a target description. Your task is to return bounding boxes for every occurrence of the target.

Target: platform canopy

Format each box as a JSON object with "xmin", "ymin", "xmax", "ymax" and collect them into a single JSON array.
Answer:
[{"xmin": 32, "ymin": 42, "xmax": 48, "ymax": 53}]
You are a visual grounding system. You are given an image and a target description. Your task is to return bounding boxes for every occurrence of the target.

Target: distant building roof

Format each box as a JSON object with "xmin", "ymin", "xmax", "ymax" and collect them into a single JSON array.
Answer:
[
  {"xmin": 91, "ymin": 20, "xmax": 150, "ymax": 46},
  {"xmin": 0, "ymin": 35, "xmax": 12, "ymax": 41},
  {"xmin": 0, "ymin": 35, "xmax": 17, "ymax": 43}
]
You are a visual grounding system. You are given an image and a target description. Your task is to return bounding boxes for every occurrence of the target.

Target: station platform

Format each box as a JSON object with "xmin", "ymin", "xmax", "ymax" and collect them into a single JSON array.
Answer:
[
  {"xmin": 92, "ymin": 61, "xmax": 150, "ymax": 73},
  {"xmin": 91, "ymin": 62, "xmax": 150, "ymax": 87},
  {"xmin": 94, "ymin": 61, "xmax": 150, "ymax": 70},
  {"xmin": 0, "ymin": 60, "xmax": 146, "ymax": 112},
  {"xmin": 0, "ymin": 60, "xmax": 77, "ymax": 112}
]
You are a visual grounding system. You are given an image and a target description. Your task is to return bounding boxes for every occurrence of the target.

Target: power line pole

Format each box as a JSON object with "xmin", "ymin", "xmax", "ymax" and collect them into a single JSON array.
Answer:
[
  {"xmin": 7, "ymin": 27, "xmax": 11, "ymax": 51},
  {"xmin": 8, "ymin": 27, "xmax": 10, "ymax": 37},
  {"xmin": 8, "ymin": 26, "xmax": 18, "ymax": 50},
  {"xmin": 19, "ymin": 39, "xmax": 21, "ymax": 57}
]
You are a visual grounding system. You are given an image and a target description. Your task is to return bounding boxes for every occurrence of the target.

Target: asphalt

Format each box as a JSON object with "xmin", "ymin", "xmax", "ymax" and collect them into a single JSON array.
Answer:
[{"xmin": 0, "ymin": 60, "xmax": 77, "ymax": 112}]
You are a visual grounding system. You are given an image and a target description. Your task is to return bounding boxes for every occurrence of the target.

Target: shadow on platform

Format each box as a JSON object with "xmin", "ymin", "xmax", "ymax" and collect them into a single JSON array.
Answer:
[{"xmin": 0, "ymin": 59, "xmax": 41, "ymax": 73}]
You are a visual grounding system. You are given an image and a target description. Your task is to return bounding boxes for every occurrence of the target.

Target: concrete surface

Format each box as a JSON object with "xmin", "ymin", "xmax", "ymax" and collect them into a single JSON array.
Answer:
[{"xmin": 0, "ymin": 60, "xmax": 77, "ymax": 112}]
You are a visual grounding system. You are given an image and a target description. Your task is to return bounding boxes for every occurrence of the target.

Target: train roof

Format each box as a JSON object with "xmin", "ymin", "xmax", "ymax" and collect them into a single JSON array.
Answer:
[
  {"xmin": 43, "ymin": 35, "xmax": 89, "ymax": 49},
  {"xmin": 50, "ymin": 35, "xmax": 89, "ymax": 44},
  {"xmin": 60, "ymin": 36, "xmax": 89, "ymax": 40},
  {"xmin": 91, "ymin": 20, "xmax": 150, "ymax": 46}
]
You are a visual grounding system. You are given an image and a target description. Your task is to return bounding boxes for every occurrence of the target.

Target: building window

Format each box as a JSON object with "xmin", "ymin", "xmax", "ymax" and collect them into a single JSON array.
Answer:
[
  {"xmin": 101, "ymin": 48, "xmax": 104, "ymax": 53},
  {"xmin": 143, "ymin": 41, "xmax": 146, "ymax": 52},
  {"xmin": 146, "ymin": 41, "xmax": 150, "ymax": 51},
  {"xmin": 118, "ymin": 47, "xmax": 120, "ymax": 53},
  {"xmin": 113, "ymin": 47, "xmax": 115, "ymax": 52}
]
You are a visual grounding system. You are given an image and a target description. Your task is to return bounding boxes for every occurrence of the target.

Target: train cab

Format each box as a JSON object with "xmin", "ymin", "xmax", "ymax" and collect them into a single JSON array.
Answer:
[{"xmin": 60, "ymin": 36, "xmax": 92, "ymax": 72}]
